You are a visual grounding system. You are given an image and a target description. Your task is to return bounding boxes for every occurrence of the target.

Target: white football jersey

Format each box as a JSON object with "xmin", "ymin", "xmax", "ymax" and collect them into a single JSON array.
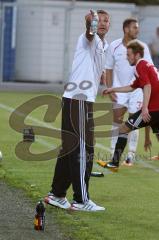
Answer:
[
  {"xmin": 105, "ymin": 38, "xmax": 153, "ymax": 87},
  {"xmin": 63, "ymin": 33, "xmax": 108, "ymax": 102}
]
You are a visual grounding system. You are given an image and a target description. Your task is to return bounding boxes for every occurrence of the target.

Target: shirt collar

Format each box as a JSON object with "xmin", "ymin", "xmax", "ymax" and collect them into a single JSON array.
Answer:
[{"xmin": 136, "ymin": 58, "xmax": 144, "ymax": 67}]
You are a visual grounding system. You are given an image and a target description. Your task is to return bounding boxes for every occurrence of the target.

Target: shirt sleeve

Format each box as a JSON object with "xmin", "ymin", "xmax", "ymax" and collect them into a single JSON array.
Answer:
[
  {"xmin": 136, "ymin": 61, "xmax": 151, "ymax": 87},
  {"xmin": 143, "ymin": 43, "xmax": 153, "ymax": 64},
  {"xmin": 131, "ymin": 79, "xmax": 140, "ymax": 89},
  {"xmin": 105, "ymin": 44, "xmax": 114, "ymax": 69},
  {"xmin": 77, "ymin": 33, "xmax": 102, "ymax": 52},
  {"xmin": 79, "ymin": 33, "xmax": 90, "ymax": 49}
]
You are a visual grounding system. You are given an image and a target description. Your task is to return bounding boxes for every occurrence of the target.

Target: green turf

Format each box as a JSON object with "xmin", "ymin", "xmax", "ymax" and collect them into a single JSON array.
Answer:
[{"xmin": 0, "ymin": 92, "xmax": 159, "ymax": 240}]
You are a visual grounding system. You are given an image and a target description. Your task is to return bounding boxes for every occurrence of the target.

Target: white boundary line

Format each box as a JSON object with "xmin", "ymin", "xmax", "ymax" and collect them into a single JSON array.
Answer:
[{"xmin": 0, "ymin": 103, "xmax": 56, "ymax": 148}]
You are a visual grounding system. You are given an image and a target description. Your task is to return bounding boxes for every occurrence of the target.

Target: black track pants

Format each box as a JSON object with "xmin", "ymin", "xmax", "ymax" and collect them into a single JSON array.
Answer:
[{"xmin": 51, "ymin": 97, "xmax": 94, "ymax": 203}]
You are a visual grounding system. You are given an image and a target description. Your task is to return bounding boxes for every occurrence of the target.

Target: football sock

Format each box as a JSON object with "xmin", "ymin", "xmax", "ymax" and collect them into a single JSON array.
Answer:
[
  {"xmin": 112, "ymin": 133, "xmax": 128, "ymax": 166},
  {"xmin": 110, "ymin": 122, "xmax": 120, "ymax": 156},
  {"xmin": 128, "ymin": 129, "xmax": 139, "ymax": 153}
]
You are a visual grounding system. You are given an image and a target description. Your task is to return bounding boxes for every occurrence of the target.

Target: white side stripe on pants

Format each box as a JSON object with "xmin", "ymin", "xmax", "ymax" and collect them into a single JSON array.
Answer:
[
  {"xmin": 128, "ymin": 114, "xmax": 143, "ymax": 128},
  {"xmin": 134, "ymin": 114, "xmax": 143, "ymax": 128},
  {"xmin": 79, "ymin": 100, "xmax": 88, "ymax": 203}
]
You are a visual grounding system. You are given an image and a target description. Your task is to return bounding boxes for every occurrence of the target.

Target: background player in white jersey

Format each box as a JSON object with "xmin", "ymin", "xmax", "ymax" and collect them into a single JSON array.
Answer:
[
  {"xmin": 104, "ymin": 18, "xmax": 152, "ymax": 166},
  {"xmin": 44, "ymin": 10, "xmax": 110, "ymax": 211}
]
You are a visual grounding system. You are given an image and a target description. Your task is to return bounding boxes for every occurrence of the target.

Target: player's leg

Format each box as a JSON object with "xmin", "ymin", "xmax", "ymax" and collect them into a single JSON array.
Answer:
[
  {"xmin": 123, "ymin": 113, "xmax": 139, "ymax": 165},
  {"xmin": 108, "ymin": 124, "xmax": 131, "ymax": 168},
  {"xmin": 110, "ymin": 104, "xmax": 127, "ymax": 156},
  {"xmin": 45, "ymin": 98, "xmax": 78, "ymax": 209},
  {"xmin": 152, "ymin": 132, "xmax": 159, "ymax": 160},
  {"xmin": 149, "ymin": 115, "xmax": 159, "ymax": 160},
  {"xmin": 107, "ymin": 110, "xmax": 149, "ymax": 170},
  {"xmin": 111, "ymin": 121, "xmax": 122, "ymax": 156},
  {"xmin": 96, "ymin": 96, "xmax": 127, "ymax": 169},
  {"xmin": 125, "ymin": 89, "xmax": 143, "ymax": 165},
  {"xmin": 65, "ymin": 99, "xmax": 89, "ymax": 204},
  {"xmin": 85, "ymin": 102, "xmax": 94, "ymax": 197},
  {"xmin": 71, "ymin": 101, "xmax": 105, "ymax": 211}
]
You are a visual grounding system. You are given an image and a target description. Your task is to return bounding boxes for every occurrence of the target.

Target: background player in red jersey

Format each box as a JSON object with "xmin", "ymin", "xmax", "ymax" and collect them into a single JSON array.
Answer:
[{"xmin": 102, "ymin": 40, "xmax": 159, "ymax": 170}]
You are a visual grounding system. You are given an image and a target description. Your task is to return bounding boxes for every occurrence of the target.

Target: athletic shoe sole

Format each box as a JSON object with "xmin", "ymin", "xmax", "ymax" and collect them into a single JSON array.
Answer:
[{"xmin": 70, "ymin": 205, "xmax": 105, "ymax": 212}]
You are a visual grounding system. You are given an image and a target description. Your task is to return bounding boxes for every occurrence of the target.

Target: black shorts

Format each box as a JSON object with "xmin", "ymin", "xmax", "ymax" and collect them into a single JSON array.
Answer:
[{"xmin": 125, "ymin": 110, "xmax": 159, "ymax": 134}]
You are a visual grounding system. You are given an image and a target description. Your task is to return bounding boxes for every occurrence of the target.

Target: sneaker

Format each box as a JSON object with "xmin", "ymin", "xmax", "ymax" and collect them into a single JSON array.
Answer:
[
  {"xmin": 122, "ymin": 159, "xmax": 133, "ymax": 167},
  {"xmin": 71, "ymin": 199, "xmax": 105, "ymax": 212},
  {"xmin": 44, "ymin": 193, "xmax": 71, "ymax": 209},
  {"xmin": 106, "ymin": 162, "xmax": 119, "ymax": 172},
  {"xmin": 150, "ymin": 155, "xmax": 159, "ymax": 160},
  {"xmin": 122, "ymin": 152, "xmax": 135, "ymax": 166},
  {"xmin": 96, "ymin": 160, "xmax": 118, "ymax": 172},
  {"xmin": 96, "ymin": 159, "xmax": 107, "ymax": 168}
]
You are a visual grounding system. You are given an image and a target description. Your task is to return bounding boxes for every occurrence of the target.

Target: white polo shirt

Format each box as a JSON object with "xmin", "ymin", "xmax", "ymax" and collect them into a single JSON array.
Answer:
[
  {"xmin": 63, "ymin": 33, "xmax": 108, "ymax": 102},
  {"xmin": 105, "ymin": 38, "xmax": 153, "ymax": 88}
]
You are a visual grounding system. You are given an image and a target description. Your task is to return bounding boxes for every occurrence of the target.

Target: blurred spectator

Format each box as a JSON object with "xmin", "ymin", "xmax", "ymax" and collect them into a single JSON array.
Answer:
[{"xmin": 149, "ymin": 27, "xmax": 159, "ymax": 69}]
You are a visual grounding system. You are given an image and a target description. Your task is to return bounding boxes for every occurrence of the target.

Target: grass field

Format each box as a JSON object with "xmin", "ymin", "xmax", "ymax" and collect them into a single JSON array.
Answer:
[{"xmin": 0, "ymin": 92, "xmax": 159, "ymax": 240}]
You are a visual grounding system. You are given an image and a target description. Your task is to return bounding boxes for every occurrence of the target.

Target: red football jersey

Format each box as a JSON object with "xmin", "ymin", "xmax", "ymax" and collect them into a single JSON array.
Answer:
[{"xmin": 131, "ymin": 59, "xmax": 159, "ymax": 111}]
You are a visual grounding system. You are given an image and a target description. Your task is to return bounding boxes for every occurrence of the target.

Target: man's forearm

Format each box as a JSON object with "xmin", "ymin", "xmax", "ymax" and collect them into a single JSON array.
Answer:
[
  {"xmin": 106, "ymin": 69, "xmax": 113, "ymax": 87},
  {"xmin": 112, "ymin": 85, "xmax": 134, "ymax": 93},
  {"xmin": 142, "ymin": 84, "xmax": 151, "ymax": 109}
]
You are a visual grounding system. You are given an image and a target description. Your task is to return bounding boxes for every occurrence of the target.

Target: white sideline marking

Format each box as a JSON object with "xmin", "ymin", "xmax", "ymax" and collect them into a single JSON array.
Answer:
[
  {"xmin": 96, "ymin": 143, "xmax": 110, "ymax": 152},
  {"xmin": 0, "ymin": 103, "xmax": 60, "ymax": 130},
  {"xmin": 1, "ymin": 103, "xmax": 159, "ymax": 173},
  {"xmin": 138, "ymin": 159, "xmax": 159, "ymax": 173}
]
